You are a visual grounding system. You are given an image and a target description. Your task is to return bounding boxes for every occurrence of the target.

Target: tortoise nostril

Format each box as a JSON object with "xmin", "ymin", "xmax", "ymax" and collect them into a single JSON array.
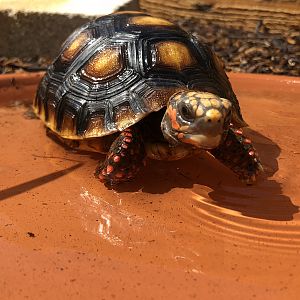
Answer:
[
  {"xmin": 205, "ymin": 109, "xmax": 223, "ymax": 124},
  {"xmin": 205, "ymin": 117, "xmax": 222, "ymax": 124}
]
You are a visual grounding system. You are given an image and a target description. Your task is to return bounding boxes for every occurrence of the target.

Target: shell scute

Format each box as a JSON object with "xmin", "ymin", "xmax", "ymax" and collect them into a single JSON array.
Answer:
[
  {"xmin": 81, "ymin": 46, "xmax": 124, "ymax": 82},
  {"xmin": 61, "ymin": 31, "xmax": 92, "ymax": 62},
  {"xmin": 154, "ymin": 41, "xmax": 197, "ymax": 71}
]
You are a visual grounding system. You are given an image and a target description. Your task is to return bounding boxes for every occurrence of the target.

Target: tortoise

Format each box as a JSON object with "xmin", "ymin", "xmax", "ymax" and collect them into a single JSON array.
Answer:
[{"xmin": 34, "ymin": 11, "xmax": 263, "ymax": 185}]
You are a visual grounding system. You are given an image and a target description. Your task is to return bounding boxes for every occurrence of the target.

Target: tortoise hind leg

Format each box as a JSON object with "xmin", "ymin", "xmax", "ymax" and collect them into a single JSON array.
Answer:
[
  {"xmin": 210, "ymin": 127, "xmax": 263, "ymax": 184},
  {"xmin": 95, "ymin": 127, "xmax": 146, "ymax": 185}
]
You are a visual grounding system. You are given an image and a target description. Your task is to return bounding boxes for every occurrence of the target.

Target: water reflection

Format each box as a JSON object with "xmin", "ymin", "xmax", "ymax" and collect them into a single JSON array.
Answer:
[
  {"xmin": 79, "ymin": 188, "xmax": 145, "ymax": 246},
  {"xmin": 77, "ymin": 188, "xmax": 206, "ymax": 271}
]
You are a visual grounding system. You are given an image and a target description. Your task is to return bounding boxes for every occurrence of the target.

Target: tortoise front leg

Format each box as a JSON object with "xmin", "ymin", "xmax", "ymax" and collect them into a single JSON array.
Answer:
[
  {"xmin": 210, "ymin": 127, "xmax": 263, "ymax": 184},
  {"xmin": 95, "ymin": 127, "xmax": 146, "ymax": 185}
]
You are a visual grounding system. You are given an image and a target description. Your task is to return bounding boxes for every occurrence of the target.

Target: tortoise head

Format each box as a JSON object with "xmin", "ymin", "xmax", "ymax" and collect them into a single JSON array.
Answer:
[{"xmin": 161, "ymin": 91, "xmax": 232, "ymax": 149}]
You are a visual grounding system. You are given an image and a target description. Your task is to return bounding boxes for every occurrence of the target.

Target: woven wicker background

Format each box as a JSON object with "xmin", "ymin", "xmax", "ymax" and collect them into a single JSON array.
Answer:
[{"xmin": 139, "ymin": 0, "xmax": 300, "ymax": 33}]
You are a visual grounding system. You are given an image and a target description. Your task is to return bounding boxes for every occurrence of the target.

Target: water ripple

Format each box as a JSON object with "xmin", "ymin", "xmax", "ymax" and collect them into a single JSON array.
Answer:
[{"xmin": 190, "ymin": 190, "xmax": 300, "ymax": 254}]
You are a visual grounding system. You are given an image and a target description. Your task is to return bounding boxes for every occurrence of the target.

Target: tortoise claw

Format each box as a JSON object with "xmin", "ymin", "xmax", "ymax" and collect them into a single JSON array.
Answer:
[{"xmin": 257, "ymin": 162, "xmax": 264, "ymax": 173}]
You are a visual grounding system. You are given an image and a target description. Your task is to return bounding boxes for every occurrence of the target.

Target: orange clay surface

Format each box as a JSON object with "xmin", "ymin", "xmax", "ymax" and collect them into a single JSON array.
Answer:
[{"xmin": 0, "ymin": 72, "xmax": 300, "ymax": 299}]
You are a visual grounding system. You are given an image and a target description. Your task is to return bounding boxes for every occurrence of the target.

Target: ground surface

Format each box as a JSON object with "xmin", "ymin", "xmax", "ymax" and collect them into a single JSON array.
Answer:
[{"xmin": 0, "ymin": 73, "xmax": 300, "ymax": 299}]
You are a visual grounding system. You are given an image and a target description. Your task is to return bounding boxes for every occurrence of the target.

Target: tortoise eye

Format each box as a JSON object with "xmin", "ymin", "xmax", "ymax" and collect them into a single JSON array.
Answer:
[{"xmin": 178, "ymin": 102, "xmax": 195, "ymax": 121}]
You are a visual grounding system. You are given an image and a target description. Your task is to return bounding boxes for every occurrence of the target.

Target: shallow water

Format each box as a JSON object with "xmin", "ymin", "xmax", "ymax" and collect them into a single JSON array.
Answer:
[{"xmin": 0, "ymin": 74, "xmax": 300, "ymax": 299}]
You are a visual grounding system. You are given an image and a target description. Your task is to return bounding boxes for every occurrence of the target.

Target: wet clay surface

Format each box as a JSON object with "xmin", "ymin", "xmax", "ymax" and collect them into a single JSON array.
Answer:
[{"xmin": 0, "ymin": 73, "xmax": 300, "ymax": 299}]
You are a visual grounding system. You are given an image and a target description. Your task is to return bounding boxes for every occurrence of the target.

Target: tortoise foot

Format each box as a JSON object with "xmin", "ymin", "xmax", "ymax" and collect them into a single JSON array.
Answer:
[
  {"xmin": 211, "ymin": 127, "xmax": 263, "ymax": 184},
  {"xmin": 95, "ymin": 127, "xmax": 146, "ymax": 185}
]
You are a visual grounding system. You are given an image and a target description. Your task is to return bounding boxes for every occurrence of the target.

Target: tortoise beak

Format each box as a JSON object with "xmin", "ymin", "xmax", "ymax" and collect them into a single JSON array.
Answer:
[{"xmin": 177, "ymin": 133, "xmax": 222, "ymax": 149}]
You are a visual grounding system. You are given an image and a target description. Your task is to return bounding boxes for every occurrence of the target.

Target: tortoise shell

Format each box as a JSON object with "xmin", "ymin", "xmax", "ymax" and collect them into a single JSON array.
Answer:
[{"xmin": 34, "ymin": 11, "xmax": 245, "ymax": 140}]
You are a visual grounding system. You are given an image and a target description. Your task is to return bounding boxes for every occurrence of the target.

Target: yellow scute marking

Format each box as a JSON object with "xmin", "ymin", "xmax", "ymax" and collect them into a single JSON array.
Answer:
[
  {"xmin": 85, "ymin": 116, "xmax": 105, "ymax": 138},
  {"xmin": 114, "ymin": 105, "xmax": 137, "ymax": 130},
  {"xmin": 113, "ymin": 11, "xmax": 141, "ymax": 15},
  {"xmin": 46, "ymin": 104, "xmax": 56, "ymax": 131},
  {"xmin": 61, "ymin": 31, "xmax": 90, "ymax": 61},
  {"xmin": 82, "ymin": 47, "xmax": 123, "ymax": 80},
  {"xmin": 60, "ymin": 114, "xmax": 76, "ymax": 137},
  {"xmin": 130, "ymin": 16, "xmax": 173, "ymax": 26},
  {"xmin": 155, "ymin": 41, "xmax": 196, "ymax": 71}
]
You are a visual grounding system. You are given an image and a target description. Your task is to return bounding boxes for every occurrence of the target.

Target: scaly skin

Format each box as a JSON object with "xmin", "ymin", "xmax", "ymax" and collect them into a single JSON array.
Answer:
[
  {"xmin": 210, "ymin": 126, "xmax": 263, "ymax": 184},
  {"xmin": 95, "ymin": 127, "xmax": 146, "ymax": 185},
  {"xmin": 94, "ymin": 124, "xmax": 262, "ymax": 185}
]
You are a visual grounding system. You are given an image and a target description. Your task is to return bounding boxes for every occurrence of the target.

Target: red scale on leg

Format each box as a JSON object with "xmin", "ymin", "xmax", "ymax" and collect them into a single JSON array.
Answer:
[
  {"xmin": 113, "ymin": 155, "xmax": 121, "ymax": 163},
  {"xmin": 99, "ymin": 174, "xmax": 106, "ymax": 182},
  {"xmin": 248, "ymin": 150, "xmax": 255, "ymax": 156},
  {"xmin": 106, "ymin": 165, "xmax": 114, "ymax": 174},
  {"xmin": 95, "ymin": 127, "xmax": 146, "ymax": 185},
  {"xmin": 115, "ymin": 172, "xmax": 124, "ymax": 179}
]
